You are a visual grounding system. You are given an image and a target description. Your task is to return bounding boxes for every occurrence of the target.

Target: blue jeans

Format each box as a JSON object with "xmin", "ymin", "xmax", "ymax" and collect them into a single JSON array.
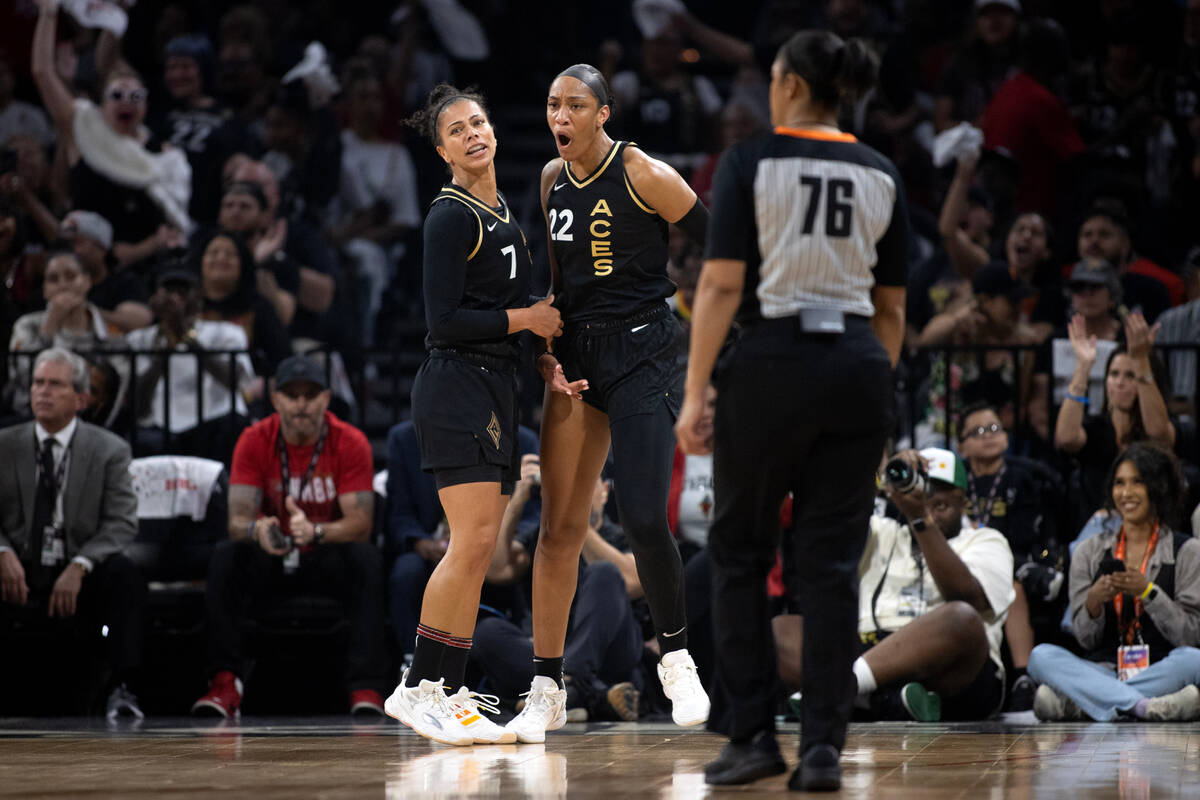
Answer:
[{"xmin": 1028, "ymin": 643, "xmax": 1200, "ymax": 721}]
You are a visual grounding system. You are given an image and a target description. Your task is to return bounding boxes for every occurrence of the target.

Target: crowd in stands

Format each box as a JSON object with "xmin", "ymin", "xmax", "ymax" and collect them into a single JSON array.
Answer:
[{"xmin": 2, "ymin": 0, "xmax": 1200, "ymax": 724}]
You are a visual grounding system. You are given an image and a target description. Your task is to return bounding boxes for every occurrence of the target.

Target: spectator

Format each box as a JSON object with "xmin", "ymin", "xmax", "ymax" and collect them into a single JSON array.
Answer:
[
  {"xmin": 214, "ymin": 181, "xmax": 299, "ymax": 329},
  {"xmin": 1029, "ymin": 443, "xmax": 1200, "ymax": 722},
  {"xmin": 190, "ymin": 354, "xmax": 388, "ymax": 718},
  {"xmin": 781, "ymin": 447, "xmax": 1015, "ymax": 722},
  {"xmin": 479, "ymin": 469, "xmax": 643, "ymax": 723},
  {"xmin": 192, "ymin": 228, "xmax": 292, "ymax": 374},
  {"xmin": 230, "ymin": 159, "xmax": 337, "ymax": 345},
  {"xmin": 30, "ymin": 0, "xmax": 190, "ymax": 268},
  {"xmin": 126, "ymin": 265, "xmax": 255, "ymax": 464},
  {"xmin": 957, "ymin": 402, "xmax": 1065, "ymax": 711},
  {"xmin": 1156, "ymin": 247, "xmax": 1200, "ymax": 414},
  {"xmin": 263, "ymin": 74, "xmax": 343, "ymax": 221},
  {"xmin": 329, "ymin": 69, "xmax": 420, "ymax": 349},
  {"xmin": 7, "ymin": 250, "xmax": 126, "ymax": 417},
  {"xmin": 1030, "ymin": 260, "xmax": 1125, "ymax": 425},
  {"xmin": 933, "ymin": 0, "xmax": 1021, "ymax": 132},
  {"xmin": 981, "ymin": 18, "xmax": 1085, "ymax": 217},
  {"xmin": 0, "ymin": 54, "xmax": 54, "ymax": 147},
  {"xmin": 0, "ymin": 347, "xmax": 145, "ymax": 720},
  {"xmin": 914, "ymin": 262, "xmax": 1040, "ymax": 445},
  {"xmin": 149, "ymin": 34, "xmax": 251, "ymax": 224},
  {"xmin": 1055, "ymin": 311, "xmax": 1176, "ymax": 531},
  {"xmin": 1, "ymin": 132, "xmax": 67, "ymax": 245},
  {"xmin": 1074, "ymin": 203, "xmax": 1182, "ymax": 318},
  {"xmin": 0, "ymin": 198, "xmax": 45, "ymax": 376},
  {"xmin": 688, "ymin": 97, "xmax": 768, "ymax": 208},
  {"xmin": 62, "ymin": 210, "xmax": 152, "ymax": 333},
  {"xmin": 610, "ymin": 21, "xmax": 723, "ymax": 175},
  {"xmin": 384, "ymin": 420, "xmax": 539, "ymax": 667}
]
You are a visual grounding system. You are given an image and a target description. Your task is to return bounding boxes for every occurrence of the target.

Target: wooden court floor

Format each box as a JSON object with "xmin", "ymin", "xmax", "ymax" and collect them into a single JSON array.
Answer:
[{"xmin": 2, "ymin": 717, "xmax": 1199, "ymax": 798}]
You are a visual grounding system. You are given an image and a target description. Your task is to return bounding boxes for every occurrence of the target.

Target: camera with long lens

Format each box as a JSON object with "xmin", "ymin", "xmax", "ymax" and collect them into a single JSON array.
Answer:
[{"xmin": 884, "ymin": 457, "xmax": 927, "ymax": 494}]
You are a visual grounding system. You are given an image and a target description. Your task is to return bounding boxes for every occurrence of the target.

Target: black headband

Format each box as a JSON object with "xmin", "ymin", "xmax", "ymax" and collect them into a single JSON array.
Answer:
[
  {"xmin": 556, "ymin": 64, "xmax": 610, "ymax": 108},
  {"xmin": 434, "ymin": 93, "xmax": 478, "ymax": 124}
]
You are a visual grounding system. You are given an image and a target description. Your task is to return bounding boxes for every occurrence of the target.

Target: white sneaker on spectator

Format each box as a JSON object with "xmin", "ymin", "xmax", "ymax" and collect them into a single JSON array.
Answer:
[
  {"xmin": 1144, "ymin": 685, "xmax": 1200, "ymax": 721},
  {"xmin": 505, "ymin": 676, "xmax": 567, "ymax": 743},
  {"xmin": 1032, "ymin": 685, "xmax": 1084, "ymax": 721},
  {"xmin": 384, "ymin": 675, "xmax": 475, "ymax": 746},
  {"xmin": 657, "ymin": 649, "xmax": 710, "ymax": 726},
  {"xmin": 448, "ymin": 686, "xmax": 517, "ymax": 744}
]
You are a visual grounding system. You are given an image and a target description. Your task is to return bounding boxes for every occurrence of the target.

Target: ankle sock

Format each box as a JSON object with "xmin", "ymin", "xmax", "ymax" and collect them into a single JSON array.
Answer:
[
  {"xmin": 406, "ymin": 624, "xmax": 471, "ymax": 687},
  {"xmin": 533, "ymin": 655, "xmax": 565, "ymax": 689},
  {"xmin": 852, "ymin": 657, "xmax": 877, "ymax": 696}
]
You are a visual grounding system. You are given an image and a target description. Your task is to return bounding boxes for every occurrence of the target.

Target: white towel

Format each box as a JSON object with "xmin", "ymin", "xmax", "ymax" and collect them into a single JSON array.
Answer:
[
  {"xmin": 129, "ymin": 456, "xmax": 224, "ymax": 521},
  {"xmin": 72, "ymin": 98, "xmax": 194, "ymax": 235},
  {"xmin": 61, "ymin": 0, "xmax": 130, "ymax": 37},
  {"xmin": 932, "ymin": 122, "xmax": 984, "ymax": 168}
]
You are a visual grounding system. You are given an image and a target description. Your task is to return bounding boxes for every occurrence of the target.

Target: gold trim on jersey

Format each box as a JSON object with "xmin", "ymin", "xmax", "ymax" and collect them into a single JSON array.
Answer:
[
  {"xmin": 437, "ymin": 186, "xmax": 511, "ymax": 223},
  {"xmin": 624, "ymin": 173, "xmax": 655, "ymax": 214},
  {"xmin": 563, "ymin": 140, "xmax": 622, "ymax": 188},
  {"xmin": 435, "ymin": 194, "xmax": 483, "ymax": 260}
]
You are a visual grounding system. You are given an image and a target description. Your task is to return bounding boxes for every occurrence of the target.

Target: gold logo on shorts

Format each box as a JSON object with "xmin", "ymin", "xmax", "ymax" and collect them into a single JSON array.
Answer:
[{"xmin": 486, "ymin": 411, "xmax": 501, "ymax": 449}]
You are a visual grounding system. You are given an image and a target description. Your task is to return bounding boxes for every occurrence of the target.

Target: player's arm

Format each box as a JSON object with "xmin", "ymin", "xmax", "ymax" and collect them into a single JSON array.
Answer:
[{"xmin": 623, "ymin": 147, "xmax": 708, "ymax": 247}]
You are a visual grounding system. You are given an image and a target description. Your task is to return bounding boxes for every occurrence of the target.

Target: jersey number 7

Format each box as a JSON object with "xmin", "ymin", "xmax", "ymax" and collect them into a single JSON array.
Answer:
[{"xmin": 799, "ymin": 176, "xmax": 854, "ymax": 238}]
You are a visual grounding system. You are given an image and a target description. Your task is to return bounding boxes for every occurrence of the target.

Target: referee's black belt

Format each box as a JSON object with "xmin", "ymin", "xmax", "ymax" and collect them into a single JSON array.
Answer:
[
  {"xmin": 429, "ymin": 348, "xmax": 517, "ymax": 374},
  {"xmin": 743, "ymin": 311, "xmax": 870, "ymax": 338},
  {"xmin": 569, "ymin": 303, "xmax": 670, "ymax": 335}
]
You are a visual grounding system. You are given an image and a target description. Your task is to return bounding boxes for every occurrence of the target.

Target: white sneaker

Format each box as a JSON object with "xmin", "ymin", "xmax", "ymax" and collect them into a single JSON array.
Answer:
[
  {"xmin": 1144, "ymin": 684, "xmax": 1200, "ymax": 721},
  {"xmin": 1032, "ymin": 684, "xmax": 1084, "ymax": 721},
  {"xmin": 448, "ymin": 686, "xmax": 518, "ymax": 744},
  {"xmin": 505, "ymin": 676, "xmax": 567, "ymax": 743},
  {"xmin": 384, "ymin": 676, "xmax": 475, "ymax": 746},
  {"xmin": 657, "ymin": 649, "xmax": 709, "ymax": 726}
]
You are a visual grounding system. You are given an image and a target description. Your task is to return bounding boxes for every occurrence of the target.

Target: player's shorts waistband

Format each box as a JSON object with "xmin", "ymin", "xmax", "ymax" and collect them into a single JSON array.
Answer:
[
  {"xmin": 567, "ymin": 303, "xmax": 671, "ymax": 335},
  {"xmin": 429, "ymin": 348, "xmax": 517, "ymax": 374}
]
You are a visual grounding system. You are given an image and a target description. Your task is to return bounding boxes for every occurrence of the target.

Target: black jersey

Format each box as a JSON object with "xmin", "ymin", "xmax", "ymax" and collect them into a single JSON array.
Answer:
[
  {"xmin": 422, "ymin": 184, "xmax": 534, "ymax": 361},
  {"xmin": 547, "ymin": 141, "xmax": 673, "ymax": 323}
]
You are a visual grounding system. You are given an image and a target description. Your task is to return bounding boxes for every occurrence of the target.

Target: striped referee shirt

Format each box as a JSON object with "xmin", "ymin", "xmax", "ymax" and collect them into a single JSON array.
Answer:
[{"xmin": 706, "ymin": 127, "xmax": 909, "ymax": 323}]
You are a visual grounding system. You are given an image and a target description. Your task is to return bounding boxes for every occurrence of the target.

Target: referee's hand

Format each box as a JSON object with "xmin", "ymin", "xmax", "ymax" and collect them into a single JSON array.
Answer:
[{"xmin": 675, "ymin": 396, "xmax": 712, "ymax": 455}]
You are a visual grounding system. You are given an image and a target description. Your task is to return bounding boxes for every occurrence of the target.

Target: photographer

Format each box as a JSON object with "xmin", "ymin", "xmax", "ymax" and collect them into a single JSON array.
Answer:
[
  {"xmin": 1028, "ymin": 443, "xmax": 1200, "ymax": 722},
  {"xmin": 847, "ymin": 447, "xmax": 1015, "ymax": 721}
]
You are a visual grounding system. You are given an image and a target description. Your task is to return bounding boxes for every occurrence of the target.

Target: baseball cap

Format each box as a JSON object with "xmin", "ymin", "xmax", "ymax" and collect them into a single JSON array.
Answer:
[
  {"xmin": 1068, "ymin": 258, "xmax": 1117, "ymax": 286},
  {"xmin": 972, "ymin": 261, "xmax": 1033, "ymax": 300},
  {"xmin": 61, "ymin": 210, "xmax": 114, "ymax": 250},
  {"xmin": 274, "ymin": 354, "xmax": 327, "ymax": 390},
  {"xmin": 155, "ymin": 264, "xmax": 199, "ymax": 288},
  {"xmin": 976, "ymin": 0, "xmax": 1021, "ymax": 12},
  {"xmin": 919, "ymin": 447, "xmax": 968, "ymax": 491}
]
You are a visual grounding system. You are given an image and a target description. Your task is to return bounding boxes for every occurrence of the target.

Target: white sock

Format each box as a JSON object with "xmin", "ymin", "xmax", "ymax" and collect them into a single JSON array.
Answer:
[{"xmin": 853, "ymin": 657, "xmax": 877, "ymax": 696}]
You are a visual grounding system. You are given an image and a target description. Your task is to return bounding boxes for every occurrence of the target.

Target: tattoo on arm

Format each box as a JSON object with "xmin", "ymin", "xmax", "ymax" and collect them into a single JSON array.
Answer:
[{"xmin": 228, "ymin": 485, "xmax": 262, "ymax": 534}]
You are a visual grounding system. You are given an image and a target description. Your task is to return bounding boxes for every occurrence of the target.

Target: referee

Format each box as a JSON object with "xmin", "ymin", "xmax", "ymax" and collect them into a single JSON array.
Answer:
[{"xmin": 675, "ymin": 30, "xmax": 908, "ymax": 792}]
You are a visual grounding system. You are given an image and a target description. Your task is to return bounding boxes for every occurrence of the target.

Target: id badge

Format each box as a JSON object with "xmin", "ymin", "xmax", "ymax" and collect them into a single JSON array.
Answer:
[
  {"xmin": 283, "ymin": 548, "xmax": 300, "ymax": 573},
  {"xmin": 40, "ymin": 525, "xmax": 64, "ymax": 567},
  {"xmin": 1117, "ymin": 644, "xmax": 1150, "ymax": 681}
]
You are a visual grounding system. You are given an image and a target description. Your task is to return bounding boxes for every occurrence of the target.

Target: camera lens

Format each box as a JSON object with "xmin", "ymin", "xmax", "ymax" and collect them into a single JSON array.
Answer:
[{"xmin": 884, "ymin": 457, "xmax": 916, "ymax": 492}]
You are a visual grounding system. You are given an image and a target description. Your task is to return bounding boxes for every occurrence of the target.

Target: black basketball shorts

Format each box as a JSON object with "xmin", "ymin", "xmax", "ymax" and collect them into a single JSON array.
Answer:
[
  {"xmin": 411, "ymin": 354, "xmax": 520, "ymax": 491},
  {"xmin": 555, "ymin": 307, "xmax": 686, "ymax": 422}
]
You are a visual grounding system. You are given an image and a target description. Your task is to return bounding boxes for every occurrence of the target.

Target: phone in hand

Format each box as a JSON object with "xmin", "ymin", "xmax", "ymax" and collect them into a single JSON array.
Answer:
[
  {"xmin": 268, "ymin": 523, "xmax": 290, "ymax": 551},
  {"xmin": 1098, "ymin": 555, "xmax": 1126, "ymax": 576}
]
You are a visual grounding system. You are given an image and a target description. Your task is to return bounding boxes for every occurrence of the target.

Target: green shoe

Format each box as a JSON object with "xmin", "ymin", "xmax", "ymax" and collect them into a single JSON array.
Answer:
[{"xmin": 900, "ymin": 682, "xmax": 941, "ymax": 722}]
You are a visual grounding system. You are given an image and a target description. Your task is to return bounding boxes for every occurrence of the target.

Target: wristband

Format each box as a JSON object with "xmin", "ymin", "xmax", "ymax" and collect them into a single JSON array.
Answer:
[
  {"xmin": 1064, "ymin": 392, "xmax": 1089, "ymax": 405},
  {"xmin": 1140, "ymin": 581, "xmax": 1156, "ymax": 600}
]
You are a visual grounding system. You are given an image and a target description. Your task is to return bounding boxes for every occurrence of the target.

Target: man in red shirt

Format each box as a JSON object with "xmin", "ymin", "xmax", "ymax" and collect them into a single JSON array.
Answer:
[{"xmin": 191, "ymin": 355, "xmax": 387, "ymax": 717}]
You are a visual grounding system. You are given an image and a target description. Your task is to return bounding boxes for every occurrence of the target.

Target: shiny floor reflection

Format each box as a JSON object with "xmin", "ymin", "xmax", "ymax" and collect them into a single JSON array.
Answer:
[{"xmin": 1, "ymin": 718, "xmax": 1199, "ymax": 798}]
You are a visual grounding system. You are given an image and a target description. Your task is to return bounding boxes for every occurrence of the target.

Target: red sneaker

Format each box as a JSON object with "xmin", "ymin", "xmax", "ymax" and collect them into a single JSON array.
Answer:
[
  {"xmin": 350, "ymin": 689, "xmax": 385, "ymax": 716},
  {"xmin": 191, "ymin": 670, "xmax": 243, "ymax": 718}
]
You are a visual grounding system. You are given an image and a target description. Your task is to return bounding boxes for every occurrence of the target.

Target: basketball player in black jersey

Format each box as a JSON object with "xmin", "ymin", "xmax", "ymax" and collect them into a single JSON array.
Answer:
[
  {"xmin": 383, "ymin": 85, "xmax": 564, "ymax": 746},
  {"xmin": 506, "ymin": 64, "xmax": 712, "ymax": 743}
]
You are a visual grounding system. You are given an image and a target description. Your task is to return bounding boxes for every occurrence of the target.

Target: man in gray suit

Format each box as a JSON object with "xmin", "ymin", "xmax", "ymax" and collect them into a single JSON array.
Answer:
[{"xmin": 0, "ymin": 348, "xmax": 146, "ymax": 719}]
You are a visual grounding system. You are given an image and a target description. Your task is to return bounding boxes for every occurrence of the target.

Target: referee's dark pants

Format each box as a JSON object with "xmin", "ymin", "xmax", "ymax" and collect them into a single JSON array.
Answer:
[{"xmin": 708, "ymin": 315, "xmax": 892, "ymax": 755}]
